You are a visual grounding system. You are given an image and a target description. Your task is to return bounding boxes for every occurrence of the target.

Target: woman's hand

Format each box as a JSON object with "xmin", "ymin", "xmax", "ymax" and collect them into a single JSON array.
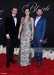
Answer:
[
  {"xmin": 18, "ymin": 34, "xmax": 20, "ymax": 39},
  {"xmin": 30, "ymin": 35, "xmax": 33, "ymax": 41}
]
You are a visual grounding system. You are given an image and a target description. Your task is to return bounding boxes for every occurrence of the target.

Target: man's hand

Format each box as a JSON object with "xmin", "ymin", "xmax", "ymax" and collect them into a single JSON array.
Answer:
[
  {"xmin": 40, "ymin": 39, "xmax": 43, "ymax": 43},
  {"xmin": 6, "ymin": 34, "xmax": 10, "ymax": 39}
]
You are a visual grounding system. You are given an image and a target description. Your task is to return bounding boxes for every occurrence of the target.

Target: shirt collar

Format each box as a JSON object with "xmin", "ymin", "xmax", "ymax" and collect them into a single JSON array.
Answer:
[
  {"xmin": 36, "ymin": 16, "xmax": 41, "ymax": 19},
  {"xmin": 12, "ymin": 14, "xmax": 16, "ymax": 18}
]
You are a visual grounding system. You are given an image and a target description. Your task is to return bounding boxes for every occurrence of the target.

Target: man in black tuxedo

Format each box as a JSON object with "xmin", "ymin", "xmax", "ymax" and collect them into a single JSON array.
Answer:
[{"xmin": 5, "ymin": 7, "xmax": 20, "ymax": 67}]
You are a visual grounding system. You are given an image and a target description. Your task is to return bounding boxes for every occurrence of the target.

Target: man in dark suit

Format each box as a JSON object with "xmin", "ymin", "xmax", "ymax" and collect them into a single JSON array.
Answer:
[
  {"xmin": 33, "ymin": 7, "xmax": 46, "ymax": 66},
  {"xmin": 5, "ymin": 7, "xmax": 20, "ymax": 67}
]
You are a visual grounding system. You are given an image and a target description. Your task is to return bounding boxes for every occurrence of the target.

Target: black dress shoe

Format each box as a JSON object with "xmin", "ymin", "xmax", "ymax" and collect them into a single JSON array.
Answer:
[
  {"xmin": 11, "ymin": 60, "xmax": 15, "ymax": 63},
  {"xmin": 37, "ymin": 62, "xmax": 42, "ymax": 67},
  {"xmin": 6, "ymin": 63, "xmax": 10, "ymax": 68}
]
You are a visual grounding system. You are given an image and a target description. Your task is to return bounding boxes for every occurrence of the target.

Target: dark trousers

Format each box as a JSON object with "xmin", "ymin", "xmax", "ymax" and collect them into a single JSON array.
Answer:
[
  {"xmin": 33, "ymin": 38, "xmax": 43, "ymax": 64},
  {"xmin": 6, "ymin": 39, "xmax": 14, "ymax": 63},
  {"xmin": 35, "ymin": 51, "xmax": 42, "ymax": 64}
]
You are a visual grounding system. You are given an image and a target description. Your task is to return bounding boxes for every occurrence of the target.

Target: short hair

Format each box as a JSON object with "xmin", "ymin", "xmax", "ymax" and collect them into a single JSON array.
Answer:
[
  {"xmin": 36, "ymin": 7, "xmax": 43, "ymax": 12},
  {"xmin": 11, "ymin": 7, "xmax": 18, "ymax": 10}
]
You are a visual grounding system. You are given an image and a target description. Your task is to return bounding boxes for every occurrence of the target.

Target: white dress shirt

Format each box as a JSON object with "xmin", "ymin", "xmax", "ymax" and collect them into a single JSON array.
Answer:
[
  {"xmin": 35, "ymin": 16, "xmax": 41, "ymax": 27},
  {"xmin": 12, "ymin": 14, "xmax": 17, "ymax": 26}
]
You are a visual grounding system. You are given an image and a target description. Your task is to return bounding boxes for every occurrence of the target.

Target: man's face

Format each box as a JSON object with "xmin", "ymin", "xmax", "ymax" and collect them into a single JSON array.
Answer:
[
  {"xmin": 36, "ymin": 9, "xmax": 43, "ymax": 16},
  {"xmin": 11, "ymin": 8, "xmax": 18, "ymax": 16}
]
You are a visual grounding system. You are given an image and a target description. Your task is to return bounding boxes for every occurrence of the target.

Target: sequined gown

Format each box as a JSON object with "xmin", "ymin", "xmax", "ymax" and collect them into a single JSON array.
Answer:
[{"xmin": 19, "ymin": 17, "xmax": 32, "ymax": 66}]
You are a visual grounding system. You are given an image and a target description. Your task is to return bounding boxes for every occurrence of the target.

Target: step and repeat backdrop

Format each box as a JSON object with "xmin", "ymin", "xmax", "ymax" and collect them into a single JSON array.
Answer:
[
  {"xmin": 0, "ymin": 0, "xmax": 54, "ymax": 59},
  {"xmin": 0, "ymin": 0, "xmax": 54, "ymax": 47}
]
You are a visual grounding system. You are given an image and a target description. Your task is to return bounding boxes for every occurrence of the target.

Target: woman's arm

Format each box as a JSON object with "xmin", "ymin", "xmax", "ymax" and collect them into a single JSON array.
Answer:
[{"xmin": 31, "ymin": 17, "xmax": 34, "ymax": 41}]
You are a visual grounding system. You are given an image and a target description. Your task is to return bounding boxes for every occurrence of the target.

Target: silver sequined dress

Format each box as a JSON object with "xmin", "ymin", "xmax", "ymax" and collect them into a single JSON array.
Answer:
[{"xmin": 19, "ymin": 17, "xmax": 32, "ymax": 66}]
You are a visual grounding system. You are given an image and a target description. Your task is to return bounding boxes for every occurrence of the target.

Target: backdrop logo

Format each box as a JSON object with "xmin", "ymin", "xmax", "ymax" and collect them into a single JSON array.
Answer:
[
  {"xmin": 22, "ymin": 2, "xmax": 50, "ymax": 13},
  {"xmin": 0, "ymin": 10, "xmax": 4, "ymax": 25}
]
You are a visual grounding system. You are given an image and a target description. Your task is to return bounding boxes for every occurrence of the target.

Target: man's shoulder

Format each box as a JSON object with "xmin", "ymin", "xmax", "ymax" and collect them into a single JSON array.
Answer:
[
  {"xmin": 6, "ymin": 15, "xmax": 12, "ymax": 19},
  {"xmin": 41, "ymin": 17, "xmax": 46, "ymax": 20}
]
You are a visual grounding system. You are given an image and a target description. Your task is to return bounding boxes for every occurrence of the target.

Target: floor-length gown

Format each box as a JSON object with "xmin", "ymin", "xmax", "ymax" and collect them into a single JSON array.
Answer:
[{"xmin": 19, "ymin": 17, "xmax": 32, "ymax": 66}]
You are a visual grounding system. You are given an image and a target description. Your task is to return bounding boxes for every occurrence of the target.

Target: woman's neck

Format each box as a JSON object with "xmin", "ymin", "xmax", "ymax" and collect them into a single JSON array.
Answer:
[{"xmin": 25, "ymin": 15, "xmax": 30, "ymax": 19}]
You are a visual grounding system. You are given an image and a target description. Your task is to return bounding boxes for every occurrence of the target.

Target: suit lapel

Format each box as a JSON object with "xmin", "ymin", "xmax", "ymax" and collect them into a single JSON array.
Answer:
[
  {"xmin": 34, "ymin": 17, "xmax": 42, "ymax": 28},
  {"xmin": 11, "ymin": 15, "xmax": 18, "ymax": 27},
  {"xmin": 11, "ymin": 15, "xmax": 15, "ymax": 26}
]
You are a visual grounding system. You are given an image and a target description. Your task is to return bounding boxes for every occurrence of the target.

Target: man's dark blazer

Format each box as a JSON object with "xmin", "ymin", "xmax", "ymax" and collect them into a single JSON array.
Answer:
[{"xmin": 5, "ymin": 15, "xmax": 20, "ymax": 47}]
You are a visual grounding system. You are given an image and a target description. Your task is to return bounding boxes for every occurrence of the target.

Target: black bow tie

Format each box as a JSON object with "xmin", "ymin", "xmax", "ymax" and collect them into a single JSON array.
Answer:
[{"xmin": 13, "ymin": 16, "xmax": 16, "ymax": 18}]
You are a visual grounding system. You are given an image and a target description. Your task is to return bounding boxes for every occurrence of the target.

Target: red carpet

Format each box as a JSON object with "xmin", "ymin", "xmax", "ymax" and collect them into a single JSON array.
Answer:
[{"xmin": 0, "ymin": 54, "xmax": 54, "ymax": 75}]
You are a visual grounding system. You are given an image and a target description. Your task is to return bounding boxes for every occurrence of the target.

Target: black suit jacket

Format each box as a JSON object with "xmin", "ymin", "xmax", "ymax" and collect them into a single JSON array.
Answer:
[{"xmin": 5, "ymin": 15, "xmax": 20, "ymax": 39}]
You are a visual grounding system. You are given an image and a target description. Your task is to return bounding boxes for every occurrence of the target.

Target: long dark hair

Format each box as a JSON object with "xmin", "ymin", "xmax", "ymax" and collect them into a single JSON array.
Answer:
[{"xmin": 23, "ymin": 6, "xmax": 31, "ymax": 17}]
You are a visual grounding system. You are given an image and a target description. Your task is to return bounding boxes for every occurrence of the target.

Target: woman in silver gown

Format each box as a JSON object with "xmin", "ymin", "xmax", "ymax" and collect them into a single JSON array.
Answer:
[{"xmin": 18, "ymin": 7, "xmax": 34, "ymax": 66}]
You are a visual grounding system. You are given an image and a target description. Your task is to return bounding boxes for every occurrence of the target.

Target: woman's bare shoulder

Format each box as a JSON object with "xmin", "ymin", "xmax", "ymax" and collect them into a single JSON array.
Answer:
[
  {"xmin": 21, "ymin": 17, "xmax": 24, "ymax": 20},
  {"xmin": 30, "ymin": 17, "xmax": 34, "ymax": 22}
]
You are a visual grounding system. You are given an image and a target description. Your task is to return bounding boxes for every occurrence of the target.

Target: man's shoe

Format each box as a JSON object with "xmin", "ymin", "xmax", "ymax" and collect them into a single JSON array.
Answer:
[
  {"xmin": 11, "ymin": 60, "xmax": 15, "ymax": 63},
  {"xmin": 6, "ymin": 63, "xmax": 10, "ymax": 68},
  {"xmin": 37, "ymin": 62, "xmax": 42, "ymax": 67}
]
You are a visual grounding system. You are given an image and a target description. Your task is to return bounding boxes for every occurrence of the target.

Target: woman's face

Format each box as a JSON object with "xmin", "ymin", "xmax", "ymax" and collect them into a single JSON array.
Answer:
[{"xmin": 25, "ymin": 9, "xmax": 30, "ymax": 16}]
